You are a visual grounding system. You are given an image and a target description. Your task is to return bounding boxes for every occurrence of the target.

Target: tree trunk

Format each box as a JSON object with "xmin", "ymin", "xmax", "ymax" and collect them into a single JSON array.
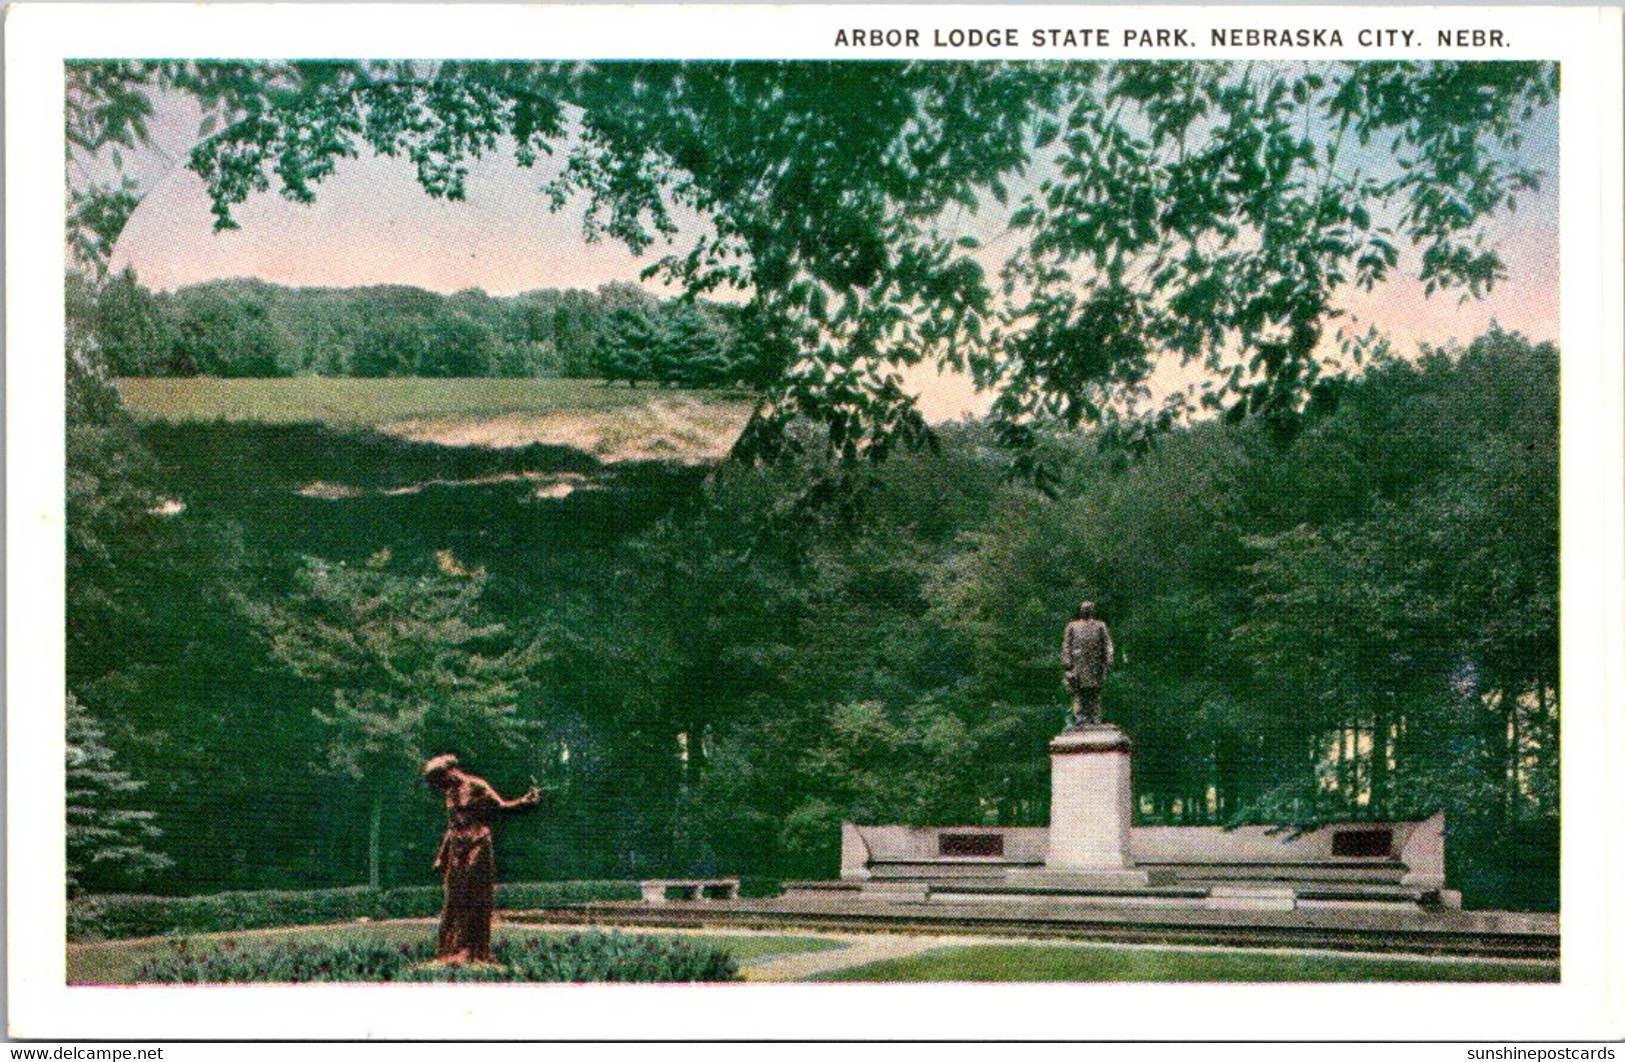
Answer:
[
  {"xmin": 1340, "ymin": 725, "xmax": 1354, "ymax": 815},
  {"xmin": 1486, "ymin": 689, "xmax": 1512, "ymax": 825},
  {"xmin": 1509, "ymin": 686, "xmax": 1524, "ymax": 812},
  {"xmin": 368, "ymin": 797, "xmax": 382, "ymax": 889},
  {"xmin": 1372, "ymin": 700, "xmax": 1391, "ymax": 817}
]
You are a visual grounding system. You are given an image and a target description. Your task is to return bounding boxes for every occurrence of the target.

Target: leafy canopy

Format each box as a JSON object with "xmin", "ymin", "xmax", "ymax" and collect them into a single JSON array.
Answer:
[{"xmin": 239, "ymin": 550, "xmax": 537, "ymax": 785}]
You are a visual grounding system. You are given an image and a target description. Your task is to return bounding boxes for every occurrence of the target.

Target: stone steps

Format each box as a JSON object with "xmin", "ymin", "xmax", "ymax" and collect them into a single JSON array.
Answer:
[
  {"xmin": 519, "ymin": 897, "xmax": 1559, "ymax": 960},
  {"xmin": 785, "ymin": 876, "xmax": 1449, "ymax": 912},
  {"xmin": 1153, "ymin": 862, "xmax": 1411, "ymax": 885}
]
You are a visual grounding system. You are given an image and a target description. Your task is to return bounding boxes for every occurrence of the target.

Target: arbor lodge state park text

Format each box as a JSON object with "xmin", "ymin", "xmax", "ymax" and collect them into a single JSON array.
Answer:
[{"xmin": 833, "ymin": 27, "xmax": 1511, "ymax": 49}]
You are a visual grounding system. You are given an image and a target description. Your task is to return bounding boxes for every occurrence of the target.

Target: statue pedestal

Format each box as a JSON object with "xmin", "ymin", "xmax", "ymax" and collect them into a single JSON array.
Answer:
[{"xmin": 1040, "ymin": 724, "xmax": 1149, "ymax": 886}]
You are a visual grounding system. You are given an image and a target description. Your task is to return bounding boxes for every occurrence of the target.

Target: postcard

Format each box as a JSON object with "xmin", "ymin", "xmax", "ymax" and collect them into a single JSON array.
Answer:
[{"xmin": 7, "ymin": 2, "xmax": 1623, "ymax": 1043}]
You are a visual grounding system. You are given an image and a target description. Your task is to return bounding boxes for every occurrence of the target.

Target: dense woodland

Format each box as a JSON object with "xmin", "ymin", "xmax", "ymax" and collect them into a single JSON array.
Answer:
[
  {"xmin": 68, "ymin": 313, "xmax": 1558, "ymax": 909},
  {"xmin": 73, "ymin": 271, "xmax": 757, "ymax": 387},
  {"xmin": 64, "ymin": 60, "xmax": 1561, "ymax": 911}
]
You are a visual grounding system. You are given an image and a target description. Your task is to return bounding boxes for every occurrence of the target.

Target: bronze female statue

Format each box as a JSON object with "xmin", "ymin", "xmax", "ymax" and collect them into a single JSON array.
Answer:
[{"xmin": 421, "ymin": 754, "xmax": 540, "ymax": 964}]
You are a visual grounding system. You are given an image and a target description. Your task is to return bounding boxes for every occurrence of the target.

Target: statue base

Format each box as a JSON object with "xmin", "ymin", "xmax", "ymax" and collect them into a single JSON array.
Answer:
[
  {"xmin": 1044, "ymin": 724, "xmax": 1146, "ymax": 882},
  {"xmin": 1004, "ymin": 868, "xmax": 1156, "ymax": 889}
]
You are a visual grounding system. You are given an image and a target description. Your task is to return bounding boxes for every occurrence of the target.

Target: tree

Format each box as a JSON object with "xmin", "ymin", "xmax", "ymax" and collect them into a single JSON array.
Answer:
[
  {"xmin": 66, "ymin": 693, "xmax": 172, "ymax": 896},
  {"xmin": 67, "ymin": 60, "xmax": 1557, "ymax": 464},
  {"xmin": 595, "ymin": 305, "xmax": 658, "ymax": 387},
  {"xmin": 76, "ymin": 268, "xmax": 175, "ymax": 375},
  {"xmin": 167, "ymin": 283, "xmax": 290, "ymax": 377},
  {"xmin": 995, "ymin": 63, "xmax": 1554, "ymax": 440},
  {"xmin": 659, "ymin": 303, "xmax": 732, "ymax": 387},
  {"xmin": 419, "ymin": 313, "xmax": 494, "ymax": 377},
  {"xmin": 352, "ymin": 318, "xmax": 425, "ymax": 377},
  {"xmin": 65, "ymin": 283, "xmax": 167, "ymax": 670},
  {"xmin": 1222, "ymin": 331, "xmax": 1557, "ymax": 875},
  {"xmin": 241, "ymin": 552, "xmax": 537, "ymax": 887}
]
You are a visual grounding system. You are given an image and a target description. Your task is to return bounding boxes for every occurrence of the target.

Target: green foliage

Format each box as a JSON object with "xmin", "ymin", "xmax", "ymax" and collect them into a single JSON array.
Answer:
[
  {"xmin": 167, "ymin": 281, "xmax": 290, "ymax": 376},
  {"xmin": 83, "ymin": 275, "xmax": 749, "ymax": 383},
  {"xmin": 67, "ymin": 881, "xmax": 639, "ymax": 941},
  {"xmin": 420, "ymin": 312, "xmax": 495, "ymax": 377},
  {"xmin": 65, "ymin": 279, "xmax": 165, "ymax": 633},
  {"xmin": 243, "ymin": 554, "xmax": 536, "ymax": 777},
  {"xmin": 997, "ymin": 62, "xmax": 1554, "ymax": 440},
  {"xmin": 72, "ymin": 269, "xmax": 177, "ymax": 375},
  {"xmin": 64, "ymin": 324, "xmax": 1558, "ymax": 910},
  {"xmin": 66, "ymin": 694, "xmax": 172, "ymax": 896},
  {"xmin": 67, "ymin": 60, "xmax": 1556, "ymax": 462},
  {"xmin": 1231, "ymin": 332, "xmax": 1559, "ymax": 836},
  {"xmin": 131, "ymin": 930, "xmax": 737, "ymax": 983},
  {"xmin": 352, "ymin": 319, "xmax": 424, "ymax": 378},
  {"xmin": 594, "ymin": 298, "xmax": 743, "ymax": 388}
]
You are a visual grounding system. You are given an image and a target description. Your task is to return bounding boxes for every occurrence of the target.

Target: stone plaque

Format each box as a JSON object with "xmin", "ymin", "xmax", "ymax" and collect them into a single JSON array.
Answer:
[
  {"xmin": 1332, "ymin": 828, "xmax": 1394, "ymax": 857},
  {"xmin": 939, "ymin": 833, "xmax": 1004, "ymax": 857}
]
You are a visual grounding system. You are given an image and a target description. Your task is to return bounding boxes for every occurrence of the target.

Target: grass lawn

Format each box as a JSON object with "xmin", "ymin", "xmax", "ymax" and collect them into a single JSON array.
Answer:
[
  {"xmin": 814, "ymin": 942, "xmax": 1560, "ymax": 984},
  {"xmin": 68, "ymin": 921, "xmax": 845, "ymax": 985},
  {"xmin": 114, "ymin": 377, "xmax": 750, "ymax": 428}
]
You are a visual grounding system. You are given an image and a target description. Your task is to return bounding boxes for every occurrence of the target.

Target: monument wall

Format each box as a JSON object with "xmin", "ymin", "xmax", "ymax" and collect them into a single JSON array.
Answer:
[{"xmin": 841, "ymin": 812, "xmax": 1447, "ymax": 889}]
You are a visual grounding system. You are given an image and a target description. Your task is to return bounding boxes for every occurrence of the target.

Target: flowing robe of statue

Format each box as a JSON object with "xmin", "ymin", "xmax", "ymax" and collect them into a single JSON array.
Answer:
[
  {"xmin": 1062, "ymin": 615, "xmax": 1114, "ymax": 727},
  {"xmin": 429, "ymin": 765, "xmax": 539, "ymax": 963}
]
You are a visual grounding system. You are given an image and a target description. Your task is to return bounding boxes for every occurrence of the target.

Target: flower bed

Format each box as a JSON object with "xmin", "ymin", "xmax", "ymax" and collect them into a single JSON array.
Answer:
[{"xmin": 134, "ymin": 930, "xmax": 739, "ymax": 983}]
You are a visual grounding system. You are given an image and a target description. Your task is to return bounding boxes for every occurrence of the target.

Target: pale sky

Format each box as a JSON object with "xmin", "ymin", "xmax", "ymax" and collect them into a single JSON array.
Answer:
[
  {"xmin": 107, "ymin": 73, "xmax": 1559, "ymax": 421},
  {"xmin": 112, "ymin": 125, "xmax": 715, "ymax": 300}
]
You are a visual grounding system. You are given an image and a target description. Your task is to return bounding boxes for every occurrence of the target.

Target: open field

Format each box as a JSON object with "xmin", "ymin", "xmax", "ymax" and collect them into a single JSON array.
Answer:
[
  {"xmin": 812, "ymin": 940, "xmax": 1560, "ymax": 983},
  {"xmin": 115, "ymin": 377, "xmax": 757, "ymax": 462},
  {"xmin": 67, "ymin": 920, "xmax": 845, "ymax": 985},
  {"xmin": 115, "ymin": 377, "xmax": 750, "ymax": 427}
]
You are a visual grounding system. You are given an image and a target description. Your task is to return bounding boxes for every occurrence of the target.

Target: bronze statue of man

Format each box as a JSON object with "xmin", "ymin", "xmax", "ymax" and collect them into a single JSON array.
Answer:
[
  {"xmin": 422, "ymin": 754, "xmax": 541, "ymax": 965},
  {"xmin": 1062, "ymin": 601, "xmax": 1114, "ymax": 729}
]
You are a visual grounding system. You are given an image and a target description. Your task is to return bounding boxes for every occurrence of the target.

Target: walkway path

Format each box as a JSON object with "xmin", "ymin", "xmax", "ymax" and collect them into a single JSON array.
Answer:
[{"xmin": 740, "ymin": 931, "xmax": 948, "ymax": 982}]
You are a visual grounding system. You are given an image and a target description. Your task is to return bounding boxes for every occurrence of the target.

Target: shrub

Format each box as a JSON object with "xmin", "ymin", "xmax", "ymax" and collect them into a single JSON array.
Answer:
[
  {"xmin": 737, "ymin": 877, "xmax": 783, "ymax": 899},
  {"xmin": 69, "ymin": 880, "xmax": 640, "ymax": 942},
  {"xmin": 493, "ymin": 881, "xmax": 642, "ymax": 909},
  {"xmin": 133, "ymin": 931, "xmax": 739, "ymax": 983},
  {"xmin": 137, "ymin": 935, "xmax": 430, "ymax": 984},
  {"xmin": 496, "ymin": 931, "xmax": 740, "ymax": 983}
]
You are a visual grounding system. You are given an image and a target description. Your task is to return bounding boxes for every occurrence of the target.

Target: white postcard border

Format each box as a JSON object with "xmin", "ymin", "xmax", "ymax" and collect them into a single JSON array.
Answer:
[{"xmin": 7, "ymin": 3, "xmax": 1622, "ymax": 1041}]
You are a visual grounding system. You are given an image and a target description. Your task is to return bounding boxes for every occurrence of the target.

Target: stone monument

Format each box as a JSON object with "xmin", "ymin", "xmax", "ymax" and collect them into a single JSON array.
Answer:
[
  {"xmin": 813, "ymin": 601, "xmax": 1472, "ymax": 919},
  {"xmin": 817, "ymin": 614, "xmax": 1473, "ymax": 921},
  {"xmin": 1041, "ymin": 604, "xmax": 1149, "ymax": 885}
]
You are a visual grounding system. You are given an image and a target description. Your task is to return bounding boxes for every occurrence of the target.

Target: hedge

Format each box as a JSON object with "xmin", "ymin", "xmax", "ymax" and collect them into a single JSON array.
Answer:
[
  {"xmin": 69, "ymin": 880, "xmax": 640, "ymax": 942},
  {"xmin": 134, "ymin": 930, "xmax": 739, "ymax": 983}
]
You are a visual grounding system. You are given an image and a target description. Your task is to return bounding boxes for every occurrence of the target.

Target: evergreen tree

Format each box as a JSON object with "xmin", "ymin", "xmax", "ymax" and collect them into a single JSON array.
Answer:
[
  {"xmin": 660, "ymin": 303, "xmax": 731, "ymax": 387},
  {"xmin": 66, "ymin": 693, "xmax": 171, "ymax": 896},
  {"xmin": 597, "ymin": 305, "xmax": 659, "ymax": 386}
]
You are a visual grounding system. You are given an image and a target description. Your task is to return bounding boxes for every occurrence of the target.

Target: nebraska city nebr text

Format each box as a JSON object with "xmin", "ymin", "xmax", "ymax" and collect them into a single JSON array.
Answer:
[{"xmin": 832, "ymin": 28, "xmax": 1510, "ymax": 49}]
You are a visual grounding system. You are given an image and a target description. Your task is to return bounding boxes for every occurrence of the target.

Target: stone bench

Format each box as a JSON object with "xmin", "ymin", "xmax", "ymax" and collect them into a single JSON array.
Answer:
[{"xmin": 641, "ymin": 877, "xmax": 741, "ymax": 904}]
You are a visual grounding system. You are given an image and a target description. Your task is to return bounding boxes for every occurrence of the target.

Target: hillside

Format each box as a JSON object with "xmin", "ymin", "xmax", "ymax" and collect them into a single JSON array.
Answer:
[{"xmin": 115, "ymin": 377, "xmax": 757, "ymax": 464}]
